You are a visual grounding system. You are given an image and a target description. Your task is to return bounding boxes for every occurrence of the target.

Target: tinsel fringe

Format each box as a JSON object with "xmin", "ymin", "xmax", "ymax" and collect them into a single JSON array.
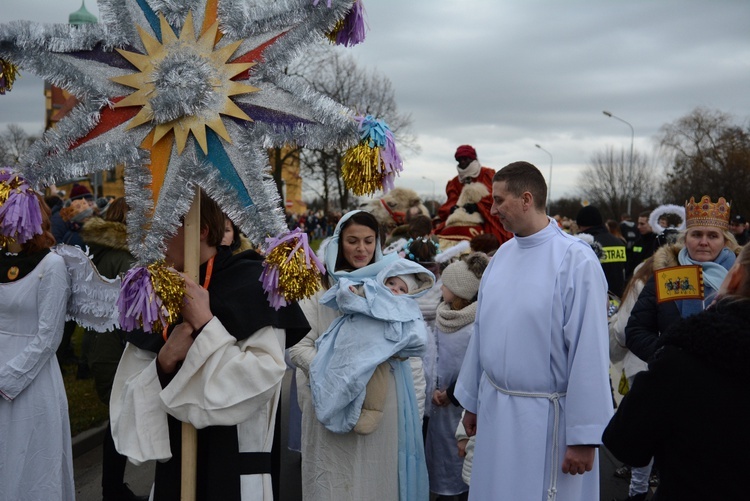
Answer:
[{"xmin": 53, "ymin": 244, "xmax": 121, "ymax": 333}]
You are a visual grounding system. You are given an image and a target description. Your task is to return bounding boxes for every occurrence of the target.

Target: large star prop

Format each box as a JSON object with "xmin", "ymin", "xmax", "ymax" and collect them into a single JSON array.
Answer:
[{"xmin": 0, "ymin": 0, "xmax": 359, "ymax": 263}]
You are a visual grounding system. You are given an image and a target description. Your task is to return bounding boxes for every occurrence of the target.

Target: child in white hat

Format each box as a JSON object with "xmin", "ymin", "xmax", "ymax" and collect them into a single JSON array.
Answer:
[{"xmin": 423, "ymin": 252, "xmax": 488, "ymax": 498}]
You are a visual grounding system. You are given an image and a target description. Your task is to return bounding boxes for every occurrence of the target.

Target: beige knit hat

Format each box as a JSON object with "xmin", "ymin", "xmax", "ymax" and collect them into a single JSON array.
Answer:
[{"xmin": 441, "ymin": 252, "xmax": 489, "ymax": 300}]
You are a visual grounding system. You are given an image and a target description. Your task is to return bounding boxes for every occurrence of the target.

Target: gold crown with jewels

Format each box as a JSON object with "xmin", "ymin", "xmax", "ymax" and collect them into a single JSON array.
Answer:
[{"xmin": 685, "ymin": 196, "xmax": 730, "ymax": 229}]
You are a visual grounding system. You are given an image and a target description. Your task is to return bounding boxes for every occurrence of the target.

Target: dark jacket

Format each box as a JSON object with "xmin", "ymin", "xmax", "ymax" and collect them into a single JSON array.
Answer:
[
  {"xmin": 580, "ymin": 225, "xmax": 626, "ymax": 297},
  {"xmin": 625, "ymin": 243, "xmax": 736, "ymax": 362},
  {"xmin": 80, "ymin": 217, "xmax": 135, "ymax": 403},
  {"xmin": 49, "ymin": 201, "xmax": 68, "ymax": 244},
  {"xmin": 626, "ymin": 231, "xmax": 658, "ymax": 277},
  {"xmin": 603, "ymin": 298, "xmax": 750, "ymax": 501}
]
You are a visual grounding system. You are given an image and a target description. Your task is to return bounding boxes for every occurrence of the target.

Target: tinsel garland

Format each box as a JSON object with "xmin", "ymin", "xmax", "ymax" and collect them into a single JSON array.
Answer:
[
  {"xmin": 0, "ymin": 168, "xmax": 43, "ymax": 244},
  {"xmin": 0, "ymin": 58, "xmax": 18, "ymax": 94},
  {"xmin": 261, "ymin": 227, "xmax": 325, "ymax": 309},
  {"xmin": 341, "ymin": 114, "xmax": 402, "ymax": 196},
  {"xmin": 117, "ymin": 261, "xmax": 185, "ymax": 333}
]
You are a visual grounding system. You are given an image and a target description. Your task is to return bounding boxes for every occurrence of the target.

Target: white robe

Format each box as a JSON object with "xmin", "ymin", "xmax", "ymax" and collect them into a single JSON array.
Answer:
[
  {"xmin": 454, "ymin": 220, "xmax": 613, "ymax": 501},
  {"xmin": 0, "ymin": 252, "xmax": 74, "ymax": 501},
  {"xmin": 289, "ymin": 288, "xmax": 426, "ymax": 501},
  {"xmin": 110, "ymin": 317, "xmax": 287, "ymax": 501}
]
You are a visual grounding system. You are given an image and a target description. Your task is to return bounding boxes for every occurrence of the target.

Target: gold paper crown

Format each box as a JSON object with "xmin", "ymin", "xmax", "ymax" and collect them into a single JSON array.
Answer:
[{"xmin": 684, "ymin": 196, "xmax": 730, "ymax": 229}]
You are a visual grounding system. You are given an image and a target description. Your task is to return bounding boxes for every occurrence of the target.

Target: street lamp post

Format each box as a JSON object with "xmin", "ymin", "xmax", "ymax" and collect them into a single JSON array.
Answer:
[
  {"xmin": 421, "ymin": 176, "xmax": 436, "ymax": 201},
  {"xmin": 535, "ymin": 144, "xmax": 553, "ymax": 214},
  {"xmin": 602, "ymin": 110, "xmax": 635, "ymax": 216}
]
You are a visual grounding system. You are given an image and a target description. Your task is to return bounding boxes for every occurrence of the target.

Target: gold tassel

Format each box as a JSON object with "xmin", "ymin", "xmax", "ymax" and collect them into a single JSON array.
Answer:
[
  {"xmin": 342, "ymin": 143, "xmax": 385, "ymax": 196},
  {"xmin": 148, "ymin": 261, "xmax": 185, "ymax": 331},
  {"xmin": 0, "ymin": 59, "xmax": 19, "ymax": 95},
  {"xmin": 265, "ymin": 242, "xmax": 321, "ymax": 302}
]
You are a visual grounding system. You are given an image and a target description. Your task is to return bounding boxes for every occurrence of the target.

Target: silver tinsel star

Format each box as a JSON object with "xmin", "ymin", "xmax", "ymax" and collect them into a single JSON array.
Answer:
[{"xmin": 0, "ymin": 0, "xmax": 359, "ymax": 262}]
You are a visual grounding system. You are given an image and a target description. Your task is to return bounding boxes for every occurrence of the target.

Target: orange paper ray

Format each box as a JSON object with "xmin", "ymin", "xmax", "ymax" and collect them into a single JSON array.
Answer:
[{"xmin": 141, "ymin": 130, "xmax": 173, "ymax": 207}]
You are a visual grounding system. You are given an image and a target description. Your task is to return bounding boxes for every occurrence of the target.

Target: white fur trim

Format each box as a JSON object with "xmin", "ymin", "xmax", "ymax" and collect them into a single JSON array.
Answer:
[{"xmin": 649, "ymin": 204, "xmax": 686, "ymax": 235}]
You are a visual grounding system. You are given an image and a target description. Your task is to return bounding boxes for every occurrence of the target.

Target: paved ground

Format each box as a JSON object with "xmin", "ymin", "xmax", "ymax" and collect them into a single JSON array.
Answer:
[{"xmin": 73, "ymin": 369, "xmax": 642, "ymax": 500}]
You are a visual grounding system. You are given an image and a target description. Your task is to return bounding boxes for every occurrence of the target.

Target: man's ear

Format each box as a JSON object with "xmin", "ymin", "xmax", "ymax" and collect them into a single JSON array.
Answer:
[
  {"xmin": 199, "ymin": 225, "xmax": 210, "ymax": 242},
  {"xmin": 522, "ymin": 191, "xmax": 534, "ymax": 209}
]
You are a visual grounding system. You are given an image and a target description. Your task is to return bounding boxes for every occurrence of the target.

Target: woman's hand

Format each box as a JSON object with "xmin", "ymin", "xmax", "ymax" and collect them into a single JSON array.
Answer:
[{"xmin": 157, "ymin": 322, "xmax": 195, "ymax": 373}]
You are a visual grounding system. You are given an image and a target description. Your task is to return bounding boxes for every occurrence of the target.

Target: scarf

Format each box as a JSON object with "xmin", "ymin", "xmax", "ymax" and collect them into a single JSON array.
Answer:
[
  {"xmin": 676, "ymin": 247, "xmax": 735, "ymax": 318},
  {"xmin": 457, "ymin": 159, "xmax": 481, "ymax": 184},
  {"xmin": 435, "ymin": 301, "xmax": 477, "ymax": 333},
  {"xmin": 391, "ymin": 358, "xmax": 430, "ymax": 501}
]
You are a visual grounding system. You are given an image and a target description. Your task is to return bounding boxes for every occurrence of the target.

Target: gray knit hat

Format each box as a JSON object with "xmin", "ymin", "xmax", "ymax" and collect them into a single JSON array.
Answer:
[{"xmin": 441, "ymin": 252, "xmax": 489, "ymax": 300}]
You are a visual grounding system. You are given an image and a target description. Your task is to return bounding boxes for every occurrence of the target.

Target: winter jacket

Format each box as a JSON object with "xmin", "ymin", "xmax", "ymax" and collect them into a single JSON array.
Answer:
[
  {"xmin": 580, "ymin": 225, "xmax": 626, "ymax": 297},
  {"xmin": 604, "ymin": 298, "xmax": 750, "ymax": 501},
  {"xmin": 625, "ymin": 243, "xmax": 736, "ymax": 362},
  {"xmin": 80, "ymin": 218, "xmax": 134, "ymax": 403}
]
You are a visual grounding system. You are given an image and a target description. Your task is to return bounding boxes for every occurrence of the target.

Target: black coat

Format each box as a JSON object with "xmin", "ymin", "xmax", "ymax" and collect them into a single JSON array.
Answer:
[
  {"xmin": 603, "ymin": 298, "xmax": 750, "ymax": 501},
  {"xmin": 624, "ymin": 275, "xmax": 681, "ymax": 362},
  {"xmin": 580, "ymin": 225, "xmax": 626, "ymax": 297}
]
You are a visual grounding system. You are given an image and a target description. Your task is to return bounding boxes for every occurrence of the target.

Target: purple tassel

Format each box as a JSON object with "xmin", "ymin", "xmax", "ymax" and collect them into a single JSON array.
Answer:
[
  {"xmin": 335, "ymin": 0, "xmax": 367, "ymax": 47},
  {"xmin": 0, "ymin": 168, "xmax": 43, "ymax": 243},
  {"xmin": 117, "ymin": 266, "xmax": 163, "ymax": 333}
]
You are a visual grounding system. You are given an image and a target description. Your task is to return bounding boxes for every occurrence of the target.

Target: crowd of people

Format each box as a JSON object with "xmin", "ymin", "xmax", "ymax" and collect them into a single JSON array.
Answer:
[{"xmin": 2, "ymin": 151, "xmax": 749, "ymax": 501}]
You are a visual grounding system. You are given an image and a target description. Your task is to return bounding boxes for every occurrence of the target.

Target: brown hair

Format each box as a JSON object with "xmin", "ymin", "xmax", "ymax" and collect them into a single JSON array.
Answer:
[
  {"xmin": 450, "ymin": 296, "xmax": 473, "ymax": 311},
  {"xmin": 606, "ymin": 219, "xmax": 624, "ymax": 240},
  {"xmin": 408, "ymin": 215, "xmax": 432, "ymax": 239},
  {"xmin": 104, "ymin": 197, "xmax": 129, "ymax": 224},
  {"xmin": 493, "ymin": 161, "xmax": 547, "ymax": 211},
  {"xmin": 728, "ymin": 244, "xmax": 750, "ymax": 299},
  {"xmin": 198, "ymin": 190, "xmax": 226, "ymax": 248},
  {"xmin": 23, "ymin": 194, "xmax": 56, "ymax": 253},
  {"xmin": 470, "ymin": 233, "xmax": 500, "ymax": 254},
  {"xmin": 622, "ymin": 256, "xmax": 655, "ymax": 303}
]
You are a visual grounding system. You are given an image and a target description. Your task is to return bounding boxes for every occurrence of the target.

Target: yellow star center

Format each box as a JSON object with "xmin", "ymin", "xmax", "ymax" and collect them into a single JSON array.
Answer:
[{"xmin": 111, "ymin": 11, "xmax": 259, "ymax": 154}]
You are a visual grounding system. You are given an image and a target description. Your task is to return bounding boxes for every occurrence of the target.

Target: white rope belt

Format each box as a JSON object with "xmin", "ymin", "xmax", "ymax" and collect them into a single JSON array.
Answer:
[{"xmin": 484, "ymin": 371, "xmax": 567, "ymax": 501}]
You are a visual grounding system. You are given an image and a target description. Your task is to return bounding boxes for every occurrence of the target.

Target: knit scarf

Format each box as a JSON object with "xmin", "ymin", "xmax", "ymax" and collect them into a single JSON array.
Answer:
[
  {"xmin": 435, "ymin": 301, "xmax": 477, "ymax": 333},
  {"xmin": 676, "ymin": 247, "xmax": 735, "ymax": 318},
  {"xmin": 457, "ymin": 159, "xmax": 481, "ymax": 184}
]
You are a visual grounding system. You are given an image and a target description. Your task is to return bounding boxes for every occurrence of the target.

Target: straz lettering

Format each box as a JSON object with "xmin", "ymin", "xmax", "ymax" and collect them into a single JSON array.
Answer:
[{"xmin": 600, "ymin": 246, "xmax": 626, "ymax": 263}]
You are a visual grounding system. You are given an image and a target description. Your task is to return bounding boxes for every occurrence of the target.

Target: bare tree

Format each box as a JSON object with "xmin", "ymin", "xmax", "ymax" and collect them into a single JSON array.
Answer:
[
  {"xmin": 288, "ymin": 44, "xmax": 418, "ymax": 211},
  {"xmin": 658, "ymin": 107, "xmax": 750, "ymax": 216},
  {"xmin": 0, "ymin": 125, "xmax": 38, "ymax": 166},
  {"xmin": 577, "ymin": 146, "xmax": 660, "ymax": 220}
]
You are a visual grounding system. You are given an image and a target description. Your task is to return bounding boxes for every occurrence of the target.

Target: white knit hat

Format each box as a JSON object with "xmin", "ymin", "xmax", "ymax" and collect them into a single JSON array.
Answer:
[
  {"xmin": 389, "ymin": 273, "xmax": 419, "ymax": 293},
  {"xmin": 441, "ymin": 252, "xmax": 489, "ymax": 300}
]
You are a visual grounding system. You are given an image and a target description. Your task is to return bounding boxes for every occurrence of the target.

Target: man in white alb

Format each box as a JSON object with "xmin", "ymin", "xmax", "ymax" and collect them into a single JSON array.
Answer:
[{"xmin": 454, "ymin": 161, "xmax": 613, "ymax": 501}]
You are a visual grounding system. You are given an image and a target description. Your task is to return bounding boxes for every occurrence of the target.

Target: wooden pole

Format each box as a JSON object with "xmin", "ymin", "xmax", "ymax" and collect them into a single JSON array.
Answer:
[{"xmin": 181, "ymin": 187, "xmax": 201, "ymax": 501}]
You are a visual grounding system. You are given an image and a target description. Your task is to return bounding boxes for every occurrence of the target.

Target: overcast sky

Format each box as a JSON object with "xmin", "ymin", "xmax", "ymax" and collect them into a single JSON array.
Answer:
[{"xmin": 1, "ymin": 0, "xmax": 749, "ymax": 203}]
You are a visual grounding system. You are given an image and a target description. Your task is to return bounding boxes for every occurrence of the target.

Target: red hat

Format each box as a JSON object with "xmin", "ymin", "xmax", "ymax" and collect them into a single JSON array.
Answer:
[
  {"xmin": 69, "ymin": 183, "xmax": 92, "ymax": 200},
  {"xmin": 454, "ymin": 145, "xmax": 477, "ymax": 161}
]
